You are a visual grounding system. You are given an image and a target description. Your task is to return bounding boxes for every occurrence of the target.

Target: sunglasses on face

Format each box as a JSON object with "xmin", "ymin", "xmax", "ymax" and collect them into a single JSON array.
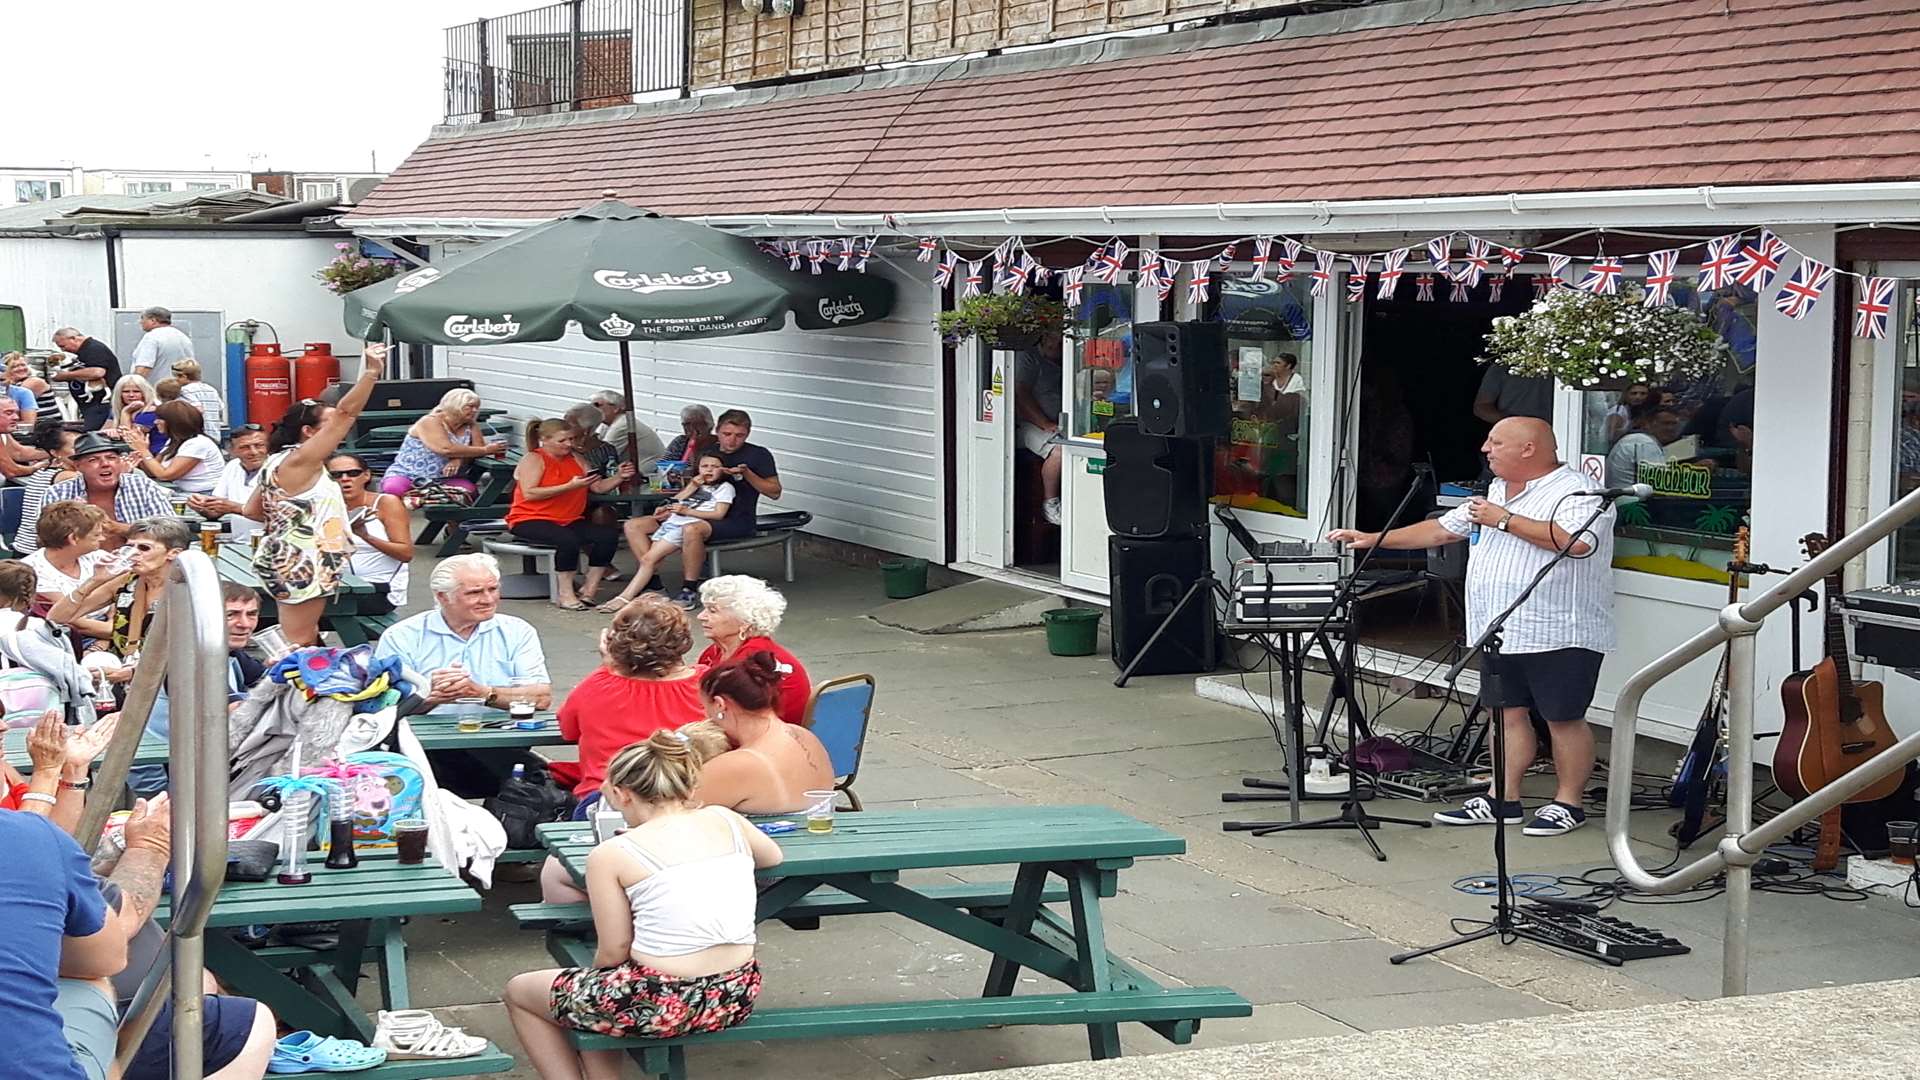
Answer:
[{"xmin": 328, "ymin": 468, "xmax": 367, "ymax": 479}]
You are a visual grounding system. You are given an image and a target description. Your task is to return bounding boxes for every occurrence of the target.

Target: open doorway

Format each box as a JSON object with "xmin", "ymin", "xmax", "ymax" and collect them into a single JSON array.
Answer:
[
  {"xmin": 1350, "ymin": 276, "xmax": 1537, "ymax": 656},
  {"xmin": 1010, "ymin": 280, "xmax": 1071, "ymax": 574}
]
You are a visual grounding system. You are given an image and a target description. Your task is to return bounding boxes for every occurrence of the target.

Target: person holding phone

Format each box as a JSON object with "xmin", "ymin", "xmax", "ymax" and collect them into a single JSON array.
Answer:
[{"xmin": 330, "ymin": 452, "xmax": 413, "ymax": 614}]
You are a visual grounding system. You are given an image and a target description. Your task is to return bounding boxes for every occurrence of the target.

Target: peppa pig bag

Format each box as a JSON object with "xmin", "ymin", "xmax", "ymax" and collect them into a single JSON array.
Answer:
[{"xmin": 304, "ymin": 752, "xmax": 425, "ymax": 850}]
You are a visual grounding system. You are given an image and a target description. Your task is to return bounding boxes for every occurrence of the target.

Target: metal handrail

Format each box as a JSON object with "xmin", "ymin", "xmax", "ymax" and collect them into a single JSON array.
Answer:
[
  {"xmin": 1606, "ymin": 482, "xmax": 1920, "ymax": 996},
  {"xmin": 108, "ymin": 551, "xmax": 232, "ymax": 1077}
]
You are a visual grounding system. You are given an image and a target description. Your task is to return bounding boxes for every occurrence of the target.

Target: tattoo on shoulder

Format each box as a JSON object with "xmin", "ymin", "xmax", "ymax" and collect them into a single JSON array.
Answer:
[{"xmin": 111, "ymin": 850, "xmax": 167, "ymax": 922}]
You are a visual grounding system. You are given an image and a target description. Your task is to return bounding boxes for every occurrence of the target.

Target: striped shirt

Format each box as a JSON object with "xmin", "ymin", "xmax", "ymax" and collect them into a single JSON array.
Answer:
[{"xmin": 1437, "ymin": 464, "xmax": 1616, "ymax": 655}]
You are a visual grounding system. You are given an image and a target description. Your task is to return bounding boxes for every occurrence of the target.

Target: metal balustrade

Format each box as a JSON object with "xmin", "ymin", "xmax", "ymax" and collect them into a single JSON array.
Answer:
[{"xmin": 1606, "ymin": 483, "xmax": 1920, "ymax": 996}]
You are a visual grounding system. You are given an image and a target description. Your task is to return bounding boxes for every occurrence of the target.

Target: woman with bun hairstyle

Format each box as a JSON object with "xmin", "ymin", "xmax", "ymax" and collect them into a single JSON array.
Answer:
[
  {"xmin": 693, "ymin": 650, "xmax": 834, "ymax": 814},
  {"xmin": 505, "ymin": 728, "xmax": 782, "ymax": 1079}
]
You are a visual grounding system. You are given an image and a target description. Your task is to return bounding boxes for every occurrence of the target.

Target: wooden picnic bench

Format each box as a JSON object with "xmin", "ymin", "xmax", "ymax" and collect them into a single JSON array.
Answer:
[
  {"xmin": 527, "ymin": 805, "xmax": 1251, "ymax": 1079},
  {"xmin": 154, "ymin": 853, "xmax": 515, "ymax": 1078}
]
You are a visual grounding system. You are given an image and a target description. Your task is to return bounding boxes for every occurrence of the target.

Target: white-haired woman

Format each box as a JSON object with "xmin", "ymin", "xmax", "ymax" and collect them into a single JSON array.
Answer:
[
  {"xmin": 661, "ymin": 403, "xmax": 716, "ymax": 467},
  {"xmin": 379, "ymin": 386, "xmax": 508, "ymax": 497},
  {"xmin": 589, "ymin": 390, "xmax": 665, "ymax": 473},
  {"xmin": 694, "ymin": 575, "xmax": 810, "ymax": 726}
]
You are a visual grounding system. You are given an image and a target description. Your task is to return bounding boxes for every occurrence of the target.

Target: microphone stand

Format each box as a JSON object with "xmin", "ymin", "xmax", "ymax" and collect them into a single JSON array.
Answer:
[{"xmin": 1390, "ymin": 490, "xmax": 1625, "ymax": 966}]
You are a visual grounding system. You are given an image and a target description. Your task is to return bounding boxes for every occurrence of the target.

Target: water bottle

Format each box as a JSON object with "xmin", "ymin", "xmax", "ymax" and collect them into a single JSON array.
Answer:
[{"xmin": 511, "ymin": 764, "xmax": 526, "ymax": 782}]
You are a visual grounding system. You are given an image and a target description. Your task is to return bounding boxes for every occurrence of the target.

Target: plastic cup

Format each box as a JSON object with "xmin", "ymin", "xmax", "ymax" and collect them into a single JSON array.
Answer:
[
  {"xmin": 457, "ymin": 714, "xmax": 483, "ymax": 733},
  {"xmin": 509, "ymin": 700, "xmax": 536, "ymax": 721},
  {"xmin": 1889, "ymin": 820, "xmax": 1918, "ymax": 865},
  {"xmin": 803, "ymin": 790, "xmax": 836, "ymax": 834},
  {"xmin": 394, "ymin": 819, "xmax": 430, "ymax": 864},
  {"xmin": 253, "ymin": 626, "xmax": 293, "ymax": 663}
]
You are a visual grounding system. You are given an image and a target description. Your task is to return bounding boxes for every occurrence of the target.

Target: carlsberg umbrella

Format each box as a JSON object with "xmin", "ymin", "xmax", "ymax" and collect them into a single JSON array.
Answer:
[{"xmin": 342, "ymin": 199, "xmax": 895, "ymax": 460}]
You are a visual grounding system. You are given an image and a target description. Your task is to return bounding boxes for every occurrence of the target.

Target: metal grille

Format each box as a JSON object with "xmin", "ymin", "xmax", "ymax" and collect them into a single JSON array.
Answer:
[{"xmin": 444, "ymin": 0, "xmax": 687, "ymax": 124}]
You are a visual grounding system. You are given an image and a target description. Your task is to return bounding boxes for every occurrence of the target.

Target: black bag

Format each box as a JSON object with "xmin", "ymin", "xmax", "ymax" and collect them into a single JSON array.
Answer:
[
  {"xmin": 226, "ymin": 840, "xmax": 281, "ymax": 882},
  {"xmin": 485, "ymin": 761, "xmax": 574, "ymax": 849}
]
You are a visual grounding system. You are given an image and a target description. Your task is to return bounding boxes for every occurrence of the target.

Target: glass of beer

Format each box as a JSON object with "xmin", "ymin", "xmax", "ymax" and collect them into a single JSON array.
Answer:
[{"xmin": 803, "ymin": 790, "xmax": 836, "ymax": 834}]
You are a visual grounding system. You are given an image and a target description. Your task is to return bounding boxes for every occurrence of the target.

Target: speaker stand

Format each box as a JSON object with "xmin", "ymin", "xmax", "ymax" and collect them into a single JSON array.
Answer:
[{"xmin": 1113, "ymin": 572, "xmax": 1229, "ymax": 689}]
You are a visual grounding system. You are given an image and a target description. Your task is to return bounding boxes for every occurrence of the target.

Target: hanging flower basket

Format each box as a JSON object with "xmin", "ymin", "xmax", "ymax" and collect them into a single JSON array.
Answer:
[
  {"xmin": 936, "ymin": 294, "xmax": 1067, "ymax": 350},
  {"xmin": 1478, "ymin": 286, "xmax": 1731, "ymax": 390},
  {"xmin": 315, "ymin": 243, "xmax": 403, "ymax": 296}
]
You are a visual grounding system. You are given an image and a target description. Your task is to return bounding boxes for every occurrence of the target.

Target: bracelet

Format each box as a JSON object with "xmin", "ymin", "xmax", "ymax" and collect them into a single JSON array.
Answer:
[
  {"xmin": 61, "ymin": 777, "xmax": 92, "ymax": 791},
  {"xmin": 19, "ymin": 791, "xmax": 57, "ymax": 806}
]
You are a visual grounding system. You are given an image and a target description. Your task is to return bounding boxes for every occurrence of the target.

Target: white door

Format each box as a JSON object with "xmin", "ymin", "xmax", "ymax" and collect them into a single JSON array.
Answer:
[{"xmin": 962, "ymin": 342, "xmax": 1014, "ymax": 568}]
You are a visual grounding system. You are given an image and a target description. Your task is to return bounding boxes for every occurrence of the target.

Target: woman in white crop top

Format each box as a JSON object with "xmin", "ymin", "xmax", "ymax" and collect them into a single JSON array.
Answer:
[{"xmin": 506, "ymin": 728, "xmax": 783, "ymax": 1079}]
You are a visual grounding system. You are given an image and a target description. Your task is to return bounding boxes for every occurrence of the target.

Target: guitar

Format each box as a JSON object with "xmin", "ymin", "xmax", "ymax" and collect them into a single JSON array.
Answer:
[
  {"xmin": 1776, "ymin": 532, "xmax": 1903, "ymax": 867},
  {"xmin": 1668, "ymin": 527, "xmax": 1747, "ymax": 846}
]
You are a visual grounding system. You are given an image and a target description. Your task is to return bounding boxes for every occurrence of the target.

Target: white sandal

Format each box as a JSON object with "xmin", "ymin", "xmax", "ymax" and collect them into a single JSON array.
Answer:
[{"xmin": 372, "ymin": 1009, "xmax": 488, "ymax": 1059}]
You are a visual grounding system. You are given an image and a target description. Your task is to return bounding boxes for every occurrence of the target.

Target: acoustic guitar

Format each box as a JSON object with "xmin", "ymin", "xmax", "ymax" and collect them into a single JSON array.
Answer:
[{"xmin": 1775, "ymin": 533, "xmax": 1902, "ymax": 868}]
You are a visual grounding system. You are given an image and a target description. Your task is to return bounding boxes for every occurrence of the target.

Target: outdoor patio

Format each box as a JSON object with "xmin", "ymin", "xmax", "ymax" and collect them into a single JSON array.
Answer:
[{"xmin": 374, "ymin": 544, "xmax": 1920, "ymax": 1079}]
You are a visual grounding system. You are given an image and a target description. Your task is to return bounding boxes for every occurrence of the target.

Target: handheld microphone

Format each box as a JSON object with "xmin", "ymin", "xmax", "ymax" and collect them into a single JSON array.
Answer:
[{"xmin": 1590, "ymin": 483, "xmax": 1654, "ymax": 501}]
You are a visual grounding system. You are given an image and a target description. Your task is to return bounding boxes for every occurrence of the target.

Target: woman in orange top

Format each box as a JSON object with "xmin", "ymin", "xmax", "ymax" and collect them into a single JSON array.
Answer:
[{"xmin": 508, "ymin": 418, "xmax": 634, "ymax": 610}]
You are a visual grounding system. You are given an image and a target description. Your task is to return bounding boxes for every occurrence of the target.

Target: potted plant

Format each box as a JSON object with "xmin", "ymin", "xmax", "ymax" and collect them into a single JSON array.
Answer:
[
  {"xmin": 315, "ymin": 242, "xmax": 403, "ymax": 296},
  {"xmin": 1478, "ymin": 286, "xmax": 1732, "ymax": 390},
  {"xmin": 936, "ymin": 293, "xmax": 1067, "ymax": 350}
]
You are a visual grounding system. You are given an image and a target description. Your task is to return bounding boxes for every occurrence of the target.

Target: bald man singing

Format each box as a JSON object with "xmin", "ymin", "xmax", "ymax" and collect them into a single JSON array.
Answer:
[{"xmin": 1329, "ymin": 418, "xmax": 1615, "ymax": 837}]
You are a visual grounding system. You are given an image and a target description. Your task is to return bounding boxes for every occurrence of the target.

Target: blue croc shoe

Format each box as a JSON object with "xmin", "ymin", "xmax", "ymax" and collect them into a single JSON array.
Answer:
[{"xmin": 269, "ymin": 1031, "xmax": 388, "ymax": 1074}]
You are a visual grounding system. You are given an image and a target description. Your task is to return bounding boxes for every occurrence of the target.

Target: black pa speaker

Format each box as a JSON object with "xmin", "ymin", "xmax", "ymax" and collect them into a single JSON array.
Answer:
[
  {"xmin": 1102, "ymin": 420, "xmax": 1209, "ymax": 539},
  {"xmin": 1109, "ymin": 535, "xmax": 1217, "ymax": 676},
  {"xmin": 1136, "ymin": 321, "xmax": 1228, "ymax": 437}
]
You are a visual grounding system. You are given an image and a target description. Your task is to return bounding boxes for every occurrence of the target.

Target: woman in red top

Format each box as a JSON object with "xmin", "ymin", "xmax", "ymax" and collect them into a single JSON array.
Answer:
[
  {"xmin": 507, "ymin": 418, "xmax": 634, "ymax": 610},
  {"xmin": 694, "ymin": 575, "xmax": 811, "ymax": 726}
]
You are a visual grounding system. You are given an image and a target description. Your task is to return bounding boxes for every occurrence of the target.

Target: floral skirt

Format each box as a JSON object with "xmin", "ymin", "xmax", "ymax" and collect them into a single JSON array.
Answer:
[{"xmin": 550, "ymin": 958, "xmax": 760, "ymax": 1039}]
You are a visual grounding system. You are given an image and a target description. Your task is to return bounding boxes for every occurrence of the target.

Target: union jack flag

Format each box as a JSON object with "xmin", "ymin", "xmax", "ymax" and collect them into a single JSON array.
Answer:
[
  {"xmin": 1028, "ymin": 257, "xmax": 1051, "ymax": 286},
  {"xmin": 1579, "ymin": 258, "xmax": 1624, "ymax": 295},
  {"xmin": 1137, "ymin": 249, "xmax": 1164, "ymax": 289},
  {"xmin": 1427, "ymin": 235, "xmax": 1452, "ymax": 276},
  {"xmin": 990, "ymin": 238, "xmax": 1015, "ymax": 268},
  {"xmin": 996, "ymin": 255, "xmax": 1030, "ymax": 295},
  {"xmin": 1533, "ymin": 273, "xmax": 1557, "ymax": 299},
  {"xmin": 1215, "ymin": 242, "xmax": 1238, "ymax": 268},
  {"xmin": 1090, "ymin": 240, "xmax": 1129, "ymax": 284},
  {"xmin": 1773, "ymin": 256, "xmax": 1833, "ymax": 319},
  {"xmin": 1345, "ymin": 257, "xmax": 1369, "ymax": 302},
  {"xmin": 916, "ymin": 237, "xmax": 938, "ymax": 263},
  {"xmin": 1274, "ymin": 239, "xmax": 1301, "ymax": 283},
  {"xmin": 1449, "ymin": 278, "xmax": 1470, "ymax": 303},
  {"xmin": 855, "ymin": 236, "xmax": 876, "ymax": 273},
  {"xmin": 1499, "ymin": 245, "xmax": 1527, "ymax": 271},
  {"xmin": 961, "ymin": 259, "xmax": 986, "ymax": 298},
  {"xmin": 807, "ymin": 240, "xmax": 829, "ymax": 275},
  {"xmin": 1643, "ymin": 250, "xmax": 1680, "ymax": 306},
  {"xmin": 1250, "ymin": 237, "xmax": 1273, "ymax": 280},
  {"xmin": 1488, "ymin": 277, "xmax": 1504, "ymax": 303},
  {"xmin": 1377, "ymin": 249, "xmax": 1408, "ymax": 300},
  {"xmin": 1545, "ymin": 253, "xmax": 1571, "ymax": 283},
  {"xmin": 1732, "ymin": 229, "xmax": 1787, "ymax": 289},
  {"xmin": 1460, "ymin": 238, "xmax": 1492, "ymax": 288},
  {"xmin": 1697, "ymin": 235, "xmax": 1741, "ymax": 290},
  {"xmin": 933, "ymin": 250, "xmax": 958, "ymax": 288},
  {"xmin": 1188, "ymin": 260, "xmax": 1213, "ymax": 305},
  {"xmin": 1855, "ymin": 276, "xmax": 1897, "ymax": 339},
  {"xmin": 1416, "ymin": 274, "xmax": 1435, "ymax": 302},
  {"xmin": 1062, "ymin": 266, "xmax": 1086, "ymax": 305},
  {"xmin": 787, "ymin": 241, "xmax": 804, "ymax": 272},
  {"xmin": 837, "ymin": 237, "xmax": 856, "ymax": 271},
  {"xmin": 1153, "ymin": 259, "xmax": 1176, "ymax": 302},
  {"xmin": 1309, "ymin": 250, "xmax": 1336, "ymax": 298}
]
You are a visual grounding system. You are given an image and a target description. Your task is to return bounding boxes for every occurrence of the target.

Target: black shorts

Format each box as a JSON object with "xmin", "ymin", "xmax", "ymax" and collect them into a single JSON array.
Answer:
[
  {"xmin": 708, "ymin": 513, "xmax": 757, "ymax": 543},
  {"xmin": 1481, "ymin": 647, "xmax": 1603, "ymax": 723},
  {"xmin": 126, "ymin": 995, "xmax": 260, "ymax": 1080}
]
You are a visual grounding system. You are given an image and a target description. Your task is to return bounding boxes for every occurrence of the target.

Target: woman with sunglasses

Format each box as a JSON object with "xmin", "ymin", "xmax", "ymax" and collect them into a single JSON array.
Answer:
[
  {"xmin": 245, "ymin": 346, "xmax": 384, "ymax": 647},
  {"xmin": 127, "ymin": 400, "xmax": 225, "ymax": 494},
  {"xmin": 328, "ymin": 452, "xmax": 412, "ymax": 614}
]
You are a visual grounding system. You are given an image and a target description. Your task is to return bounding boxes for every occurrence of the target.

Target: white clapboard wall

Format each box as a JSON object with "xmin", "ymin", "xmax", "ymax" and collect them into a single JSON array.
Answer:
[{"xmin": 438, "ymin": 257, "xmax": 944, "ymax": 561}]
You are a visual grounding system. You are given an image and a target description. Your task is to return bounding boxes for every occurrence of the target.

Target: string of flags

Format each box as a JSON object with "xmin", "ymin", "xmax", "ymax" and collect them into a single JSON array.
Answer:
[{"xmin": 759, "ymin": 227, "xmax": 1912, "ymax": 342}]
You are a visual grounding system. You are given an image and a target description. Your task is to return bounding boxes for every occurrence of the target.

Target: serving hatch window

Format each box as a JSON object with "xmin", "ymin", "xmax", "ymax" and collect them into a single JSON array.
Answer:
[
  {"xmin": 1207, "ymin": 275, "xmax": 1314, "ymax": 519},
  {"xmin": 1069, "ymin": 277, "xmax": 1135, "ymax": 439}
]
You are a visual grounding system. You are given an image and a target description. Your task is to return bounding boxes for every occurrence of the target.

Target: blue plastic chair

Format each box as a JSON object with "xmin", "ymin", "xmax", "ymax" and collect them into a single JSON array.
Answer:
[{"xmin": 803, "ymin": 673, "xmax": 875, "ymax": 811}]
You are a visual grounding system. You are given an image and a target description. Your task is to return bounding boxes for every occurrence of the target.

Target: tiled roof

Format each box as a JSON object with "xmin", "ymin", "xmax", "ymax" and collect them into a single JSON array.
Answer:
[{"xmin": 347, "ymin": 0, "xmax": 1920, "ymax": 223}]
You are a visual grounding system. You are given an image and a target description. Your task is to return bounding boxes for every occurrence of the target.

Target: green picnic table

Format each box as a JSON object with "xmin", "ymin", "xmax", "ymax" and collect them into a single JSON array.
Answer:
[
  {"xmin": 341, "ymin": 407, "xmax": 506, "ymax": 449},
  {"xmin": 154, "ymin": 854, "xmax": 515, "ymax": 1077},
  {"xmin": 211, "ymin": 542, "xmax": 391, "ymax": 648},
  {"xmin": 416, "ymin": 455, "xmax": 670, "ymax": 557},
  {"xmin": 528, "ymin": 805, "xmax": 1251, "ymax": 1079}
]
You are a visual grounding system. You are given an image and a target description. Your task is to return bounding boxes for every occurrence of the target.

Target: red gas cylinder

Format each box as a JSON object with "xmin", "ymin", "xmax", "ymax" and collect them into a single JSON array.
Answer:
[
  {"xmin": 294, "ymin": 343, "xmax": 341, "ymax": 402},
  {"xmin": 245, "ymin": 343, "xmax": 292, "ymax": 428}
]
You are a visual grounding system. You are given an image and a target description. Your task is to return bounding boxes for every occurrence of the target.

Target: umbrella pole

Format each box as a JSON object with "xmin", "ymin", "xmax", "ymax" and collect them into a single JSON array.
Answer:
[{"xmin": 620, "ymin": 340, "xmax": 640, "ymax": 490}]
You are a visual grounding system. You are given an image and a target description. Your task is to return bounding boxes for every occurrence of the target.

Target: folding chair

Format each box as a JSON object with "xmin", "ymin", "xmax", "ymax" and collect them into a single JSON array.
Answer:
[{"xmin": 801, "ymin": 673, "xmax": 875, "ymax": 811}]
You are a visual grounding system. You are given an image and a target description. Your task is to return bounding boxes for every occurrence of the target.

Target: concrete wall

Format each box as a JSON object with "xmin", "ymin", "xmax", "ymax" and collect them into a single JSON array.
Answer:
[{"xmin": 0, "ymin": 235, "xmax": 112, "ymax": 343}]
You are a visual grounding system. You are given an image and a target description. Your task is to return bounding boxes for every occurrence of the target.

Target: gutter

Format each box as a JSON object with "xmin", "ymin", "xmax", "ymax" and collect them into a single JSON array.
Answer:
[{"xmin": 342, "ymin": 182, "xmax": 1920, "ymax": 243}]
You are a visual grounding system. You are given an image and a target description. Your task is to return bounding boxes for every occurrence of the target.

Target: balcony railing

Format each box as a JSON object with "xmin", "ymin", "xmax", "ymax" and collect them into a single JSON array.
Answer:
[{"xmin": 444, "ymin": 0, "xmax": 687, "ymax": 124}]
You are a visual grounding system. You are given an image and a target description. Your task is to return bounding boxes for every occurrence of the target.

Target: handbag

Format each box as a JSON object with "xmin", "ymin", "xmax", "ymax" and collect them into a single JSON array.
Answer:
[
  {"xmin": 485, "ymin": 761, "xmax": 574, "ymax": 849},
  {"xmin": 226, "ymin": 839, "xmax": 281, "ymax": 882}
]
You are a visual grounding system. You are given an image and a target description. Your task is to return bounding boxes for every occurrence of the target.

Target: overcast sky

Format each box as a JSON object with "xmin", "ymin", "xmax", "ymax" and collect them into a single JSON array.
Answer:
[{"xmin": 6, "ymin": 0, "xmax": 536, "ymax": 174}]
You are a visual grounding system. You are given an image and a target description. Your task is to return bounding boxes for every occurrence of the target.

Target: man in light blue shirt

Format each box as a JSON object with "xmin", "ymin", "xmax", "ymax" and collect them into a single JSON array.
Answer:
[{"xmin": 371, "ymin": 553, "xmax": 552, "ymax": 713}]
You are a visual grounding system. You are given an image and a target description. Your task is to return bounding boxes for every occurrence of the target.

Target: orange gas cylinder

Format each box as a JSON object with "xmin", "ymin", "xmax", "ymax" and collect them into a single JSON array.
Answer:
[
  {"xmin": 294, "ymin": 342, "xmax": 341, "ymax": 402},
  {"xmin": 245, "ymin": 343, "xmax": 292, "ymax": 428}
]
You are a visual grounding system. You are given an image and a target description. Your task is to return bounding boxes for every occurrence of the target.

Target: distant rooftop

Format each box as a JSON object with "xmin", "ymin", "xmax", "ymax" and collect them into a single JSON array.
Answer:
[{"xmin": 0, "ymin": 188, "xmax": 328, "ymax": 232}]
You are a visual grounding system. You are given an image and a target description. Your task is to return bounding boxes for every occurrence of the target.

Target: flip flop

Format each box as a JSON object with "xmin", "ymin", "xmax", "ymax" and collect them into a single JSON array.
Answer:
[
  {"xmin": 550, "ymin": 599, "xmax": 594, "ymax": 612},
  {"xmin": 596, "ymin": 597, "xmax": 633, "ymax": 614},
  {"xmin": 269, "ymin": 1031, "xmax": 388, "ymax": 1073}
]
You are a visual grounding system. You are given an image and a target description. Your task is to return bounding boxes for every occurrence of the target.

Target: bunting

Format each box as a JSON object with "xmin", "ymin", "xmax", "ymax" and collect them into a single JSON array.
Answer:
[
  {"xmin": 1136, "ymin": 249, "xmax": 1164, "ymax": 293},
  {"xmin": 1545, "ymin": 253, "xmax": 1572, "ymax": 283},
  {"xmin": 1643, "ymin": 250, "xmax": 1679, "ymax": 306},
  {"xmin": 1732, "ymin": 229, "xmax": 1788, "ymax": 290},
  {"xmin": 1461, "ymin": 237, "xmax": 1491, "ymax": 288},
  {"xmin": 1698, "ymin": 235, "xmax": 1741, "ymax": 290},
  {"xmin": 787, "ymin": 241, "xmax": 804, "ymax": 272},
  {"xmin": 1855, "ymin": 277, "xmax": 1897, "ymax": 340},
  {"xmin": 1152, "ymin": 258, "xmax": 1176, "ymax": 302},
  {"xmin": 1216, "ymin": 242, "xmax": 1239, "ymax": 268},
  {"xmin": 1188, "ymin": 260, "xmax": 1213, "ymax": 304},
  {"xmin": 1773, "ymin": 256, "xmax": 1834, "ymax": 319},
  {"xmin": 1346, "ymin": 255, "xmax": 1370, "ymax": 302},
  {"xmin": 915, "ymin": 237, "xmax": 938, "ymax": 262},
  {"xmin": 1533, "ymin": 273, "xmax": 1557, "ymax": 299},
  {"xmin": 1062, "ymin": 266, "xmax": 1086, "ymax": 305},
  {"xmin": 932, "ymin": 250, "xmax": 957, "ymax": 288},
  {"xmin": 1449, "ymin": 278, "xmax": 1470, "ymax": 303},
  {"xmin": 1488, "ymin": 277, "xmax": 1504, "ymax": 303},
  {"xmin": 1309, "ymin": 250, "xmax": 1336, "ymax": 298},
  {"xmin": 1416, "ymin": 274, "xmax": 1436, "ymax": 301},
  {"xmin": 1579, "ymin": 258, "xmax": 1625, "ymax": 295},
  {"xmin": 960, "ymin": 259, "xmax": 986, "ymax": 298},
  {"xmin": 1090, "ymin": 240, "xmax": 1129, "ymax": 284},
  {"xmin": 1377, "ymin": 249, "xmax": 1407, "ymax": 300},
  {"xmin": 1275, "ymin": 239, "xmax": 1301, "ymax": 283},
  {"xmin": 837, "ymin": 236, "xmax": 856, "ymax": 271},
  {"xmin": 1250, "ymin": 237, "xmax": 1273, "ymax": 280},
  {"xmin": 855, "ymin": 235, "xmax": 876, "ymax": 273},
  {"xmin": 807, "ymin": 240, "xmax": 828, "ymax": 275},
  {"xmin": 1427, "ymin": 235, "xmax": 1452, "ymax": 277}
]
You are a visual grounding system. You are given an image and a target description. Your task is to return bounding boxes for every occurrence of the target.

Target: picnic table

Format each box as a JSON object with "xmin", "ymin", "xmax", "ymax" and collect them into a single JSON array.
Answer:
[
  {"xmin": 340, "ymin": 407, "xmax": 506, "ymax": 449},
  {"xmin": 211, "ymin": 542, "xmax": 392, "ymax": 647},
  {"xmin": 154, "ymin": 853, "xmax": 515, "ymax": 1077},
  {"xmin": 528, "ymin": 805, "xmax": 1251, "ymax": 1079},
  {"xmin": 416, "ymin": 454, "xmax": 670, "ymax": 556}
]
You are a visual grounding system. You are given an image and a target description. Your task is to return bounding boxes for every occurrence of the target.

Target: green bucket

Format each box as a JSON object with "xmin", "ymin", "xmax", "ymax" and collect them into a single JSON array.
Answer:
[
  {"xmin": 879, "ymin": 557, "xmax": 930, "ymax": 599},
  {"xmin": 1043, "ymin": 607, "xmax": 1102, "ymax": 656}
]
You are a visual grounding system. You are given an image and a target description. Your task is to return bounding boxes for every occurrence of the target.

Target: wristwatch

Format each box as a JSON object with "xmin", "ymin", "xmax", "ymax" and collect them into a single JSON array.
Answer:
[{"xmin": 1496, "ymin": 510, "xmax": 1515, "ymax": 532}]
